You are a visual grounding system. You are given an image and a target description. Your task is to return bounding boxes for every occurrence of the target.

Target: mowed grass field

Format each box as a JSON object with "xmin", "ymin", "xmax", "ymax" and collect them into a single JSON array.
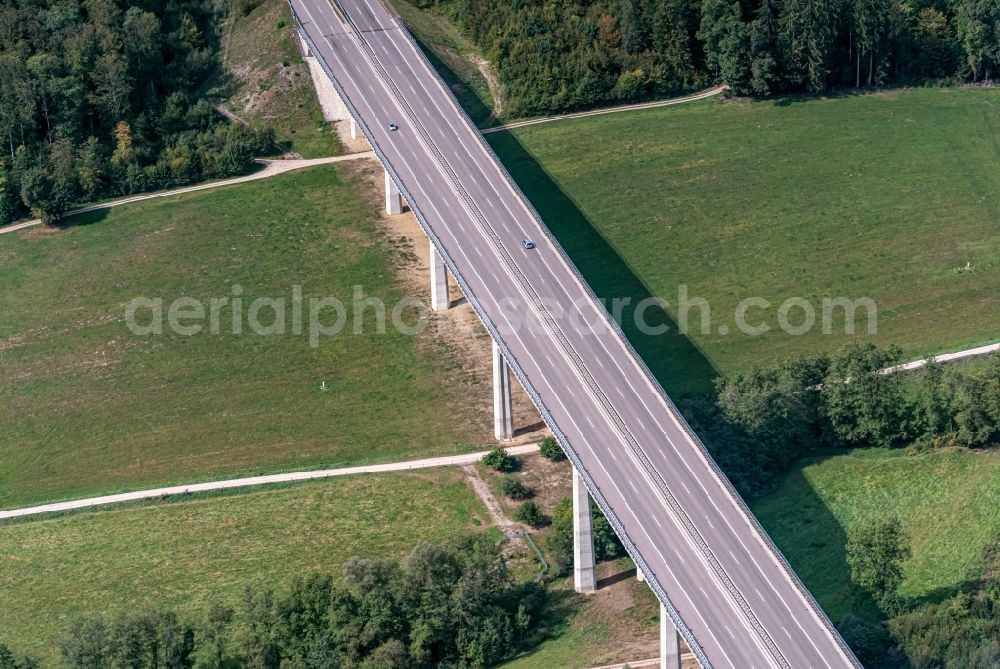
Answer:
[
  {"xmin": 0, "ymin": 165, "xmax": 490, "ymax": 509},
  {"xmin": 489, "ymin": 88, "xmax": 1000, "ymax": 394},
  {"xmin": 0, "ymin": 469, "xmax": 491, "ymax": 662},
  {"xmin": 753, "ymin": 447, "xmax": 1000, "ymax": 622}
]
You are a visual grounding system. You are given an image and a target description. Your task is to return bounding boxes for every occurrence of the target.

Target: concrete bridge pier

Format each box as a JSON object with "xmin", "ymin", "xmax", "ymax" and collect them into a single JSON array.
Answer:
[
  {"xmin": 573, "ymin": 466, "xmax": 597, "ymax": 593},
  {"xmin": 660, "ymin": 605, "xmax": 681, "ymax": 669},
  {"xmin": 492, "ymin": 340, "xmax": 514, "ymax": 441},
  {"xmin": 429, "ymin": 242, "xmax": 449, "ymax": 311},
  {"xmin": 384, "ymin": 169, "xmax": 402, "ymax": 215}
]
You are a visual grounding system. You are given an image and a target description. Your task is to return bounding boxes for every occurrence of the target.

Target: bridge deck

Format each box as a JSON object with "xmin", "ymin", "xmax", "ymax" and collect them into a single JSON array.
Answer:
[{"xmin": 288, "ymin": 0, "xmax": 861, "ymax": 666}]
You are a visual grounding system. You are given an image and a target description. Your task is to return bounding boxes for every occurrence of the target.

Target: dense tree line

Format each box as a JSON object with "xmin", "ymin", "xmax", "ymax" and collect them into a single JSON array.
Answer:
[
  {"xmin": 0, "ymin": 0, "xmax": 274, "ymax": 225},
  {"xmin": 0, "ymin": 540, "xmax": 543, "ymax": 669},
  {"xmin": 419, "ymin": 0, "xmax": 999, "ymax": 115},
  {"xmin": 685, "ymin": 346, "xmax": 1000, "ymax": 499}
]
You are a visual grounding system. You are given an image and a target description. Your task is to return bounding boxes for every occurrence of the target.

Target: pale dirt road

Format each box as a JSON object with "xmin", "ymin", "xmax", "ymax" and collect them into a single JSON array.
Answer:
[
  {"xmin": 0, "ymin": 153, "xmax": 375, "ymax": 236},
  {"xmin": 0, "ymin": 443, "xmax": 540, "ymax": 520},
  {"xmin": 481, "ymin": 86, "xmax": 728, "ymax": 134}
]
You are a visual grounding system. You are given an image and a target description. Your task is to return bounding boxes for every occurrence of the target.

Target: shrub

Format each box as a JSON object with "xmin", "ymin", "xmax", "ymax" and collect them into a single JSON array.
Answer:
[
  {"xmin": 514, "ymin": 501, "xmax": 543, "ymax": 527},
  {"xmin": 482, "ymin": 447, "xmax": 518, "ymax": 472},
  {"xmin": 547, "ymin": 498, "xmax": 623, "ymax": 570},
  {"xmin": 499, "ymin": 477, "xmax": 532, "ymax": 500},
  {"xmin": 538, "ymin": 436, "xmax": 565, "ymax": 461}
]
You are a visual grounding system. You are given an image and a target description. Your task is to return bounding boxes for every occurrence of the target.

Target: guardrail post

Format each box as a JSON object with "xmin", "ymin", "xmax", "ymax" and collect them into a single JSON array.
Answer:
[
  {"xmin": 661, "ymin": 603, "xmax": 681, "ymax": 669},
  {"xmin": 573, "ymin": 466, "xmax": 597, "ymax": 593},
  {"xmin": 492, "ymin": 340, "xmax": 514, "ymax": 440},
  {"xmin": 384, "ymin": 168, "xmax": 402, "ymax": 215},
  {"xmin": 430, "ymin": 241, "xmax": 450, "ymax": 310}
]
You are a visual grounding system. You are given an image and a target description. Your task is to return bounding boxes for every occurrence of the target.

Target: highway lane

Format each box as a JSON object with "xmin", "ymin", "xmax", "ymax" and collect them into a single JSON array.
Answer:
[{"xmin": 290, "ymin": 1, "xmax": 862, "ymax": 666}]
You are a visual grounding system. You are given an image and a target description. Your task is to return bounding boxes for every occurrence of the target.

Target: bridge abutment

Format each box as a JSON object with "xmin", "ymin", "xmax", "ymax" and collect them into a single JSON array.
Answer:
[
  {"xmin": 492, "ymin": 340, "xmax": 514, "ymax": 440},
  {"xmin": 384, "ymin": 169, "xmax": 402, "ymax": 215},
  {"xmin": 430, "ymin": 242, "xmax": 450, "ymax": 311},
  {"xmin": 572, "ymin": 466, "xmax": 597, "ymax": 593}
]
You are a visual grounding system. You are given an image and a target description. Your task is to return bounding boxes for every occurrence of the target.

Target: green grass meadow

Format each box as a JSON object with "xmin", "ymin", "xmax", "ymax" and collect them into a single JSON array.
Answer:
[
  {"xmin": 489, "ymin": 88, "xmax": 1000, "ymax": 395},
  {"xmin": 0, "ymin": 165, "xmax": 489, "ymax": 509},
  {"xmin": 754, "ymin": 447, "xmax": 1000, "ymax": 622},
  {"xmin": 0, "ymin": 470, "xmax": 492, "ymax": 662}
]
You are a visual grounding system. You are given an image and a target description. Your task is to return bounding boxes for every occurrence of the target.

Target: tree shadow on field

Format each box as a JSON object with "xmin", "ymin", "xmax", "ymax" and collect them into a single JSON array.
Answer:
[
  {"xmin": 412, "ymin": 38, "xmax": 720, "ymax": 398},
  {"xmin": 754, "ymin": 461, "xmax": 889, "ymax": 634},
  {"xmin": 513, "ymin": 585, "xmax": 579, "ymax": 656},
  {"xmin": 55, "ymin": 208, "xmax": 110, "ymax": 229}
]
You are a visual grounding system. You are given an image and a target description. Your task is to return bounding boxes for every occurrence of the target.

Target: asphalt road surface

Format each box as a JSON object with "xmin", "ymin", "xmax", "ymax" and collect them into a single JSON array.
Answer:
[{"xmin": 288, "ymin": 0, "xmax": 862, "ymax": 666}]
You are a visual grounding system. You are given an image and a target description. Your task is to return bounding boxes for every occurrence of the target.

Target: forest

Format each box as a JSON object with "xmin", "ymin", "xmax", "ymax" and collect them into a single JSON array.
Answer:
[
  {"xmin": 423, "ymin": 0, "xmax": 1000, "ymax": 115},
  {"xmin": 0, "ymin": 0, "xmax": 273, "ymax": 226}
]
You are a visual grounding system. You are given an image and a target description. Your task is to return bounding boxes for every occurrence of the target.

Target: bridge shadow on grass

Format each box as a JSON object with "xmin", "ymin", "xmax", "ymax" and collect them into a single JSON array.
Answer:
[
  {"xmin": 485, "ymin": 130, "xmax": 719, "ymax": 399},
  {"xmin": 753, "ymin": 464, "xmax": 864, "ymax": 615}
]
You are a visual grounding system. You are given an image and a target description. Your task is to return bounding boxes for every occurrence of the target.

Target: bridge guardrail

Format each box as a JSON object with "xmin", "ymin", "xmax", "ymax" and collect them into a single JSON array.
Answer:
[{"xmin": 302, "ymin": 2, "xmax": 783, "ymax": 664}]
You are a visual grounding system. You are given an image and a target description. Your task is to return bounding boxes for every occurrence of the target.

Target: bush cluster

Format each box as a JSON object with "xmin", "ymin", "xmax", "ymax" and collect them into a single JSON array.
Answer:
[
  {"xmin": 538, "ymin": 436, "xmax": 566, "ymax": 461},
  {"xmin": 482, "ymin": 446, "xmax": 519, "ymax": 472},
  {"xmin": 688, "ymin": 346, "xmax": 1000, "ymax": 499},
  {"xmin": 514, "ymin": 500, "xmax": 544, "ymax": 527},
  {"xmin": 499, "ymin": 477, "xmax": 532, "ymax": 500}
]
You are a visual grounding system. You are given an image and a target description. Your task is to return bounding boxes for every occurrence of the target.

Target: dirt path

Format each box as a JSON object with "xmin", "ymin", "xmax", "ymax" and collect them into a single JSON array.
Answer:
[
  {"xmin": 886, "ymin": 342, "xmax": 999, "ymax": 373},
  {"xmin": 0, "ymin": 153, "xmax": 375, "ymax": 237},
  {"xmin": 482, "ymin": 86, "xmax": 728, "ymax": 134},
  {"xmin": 0, "ymin": 443, "xmax": 540, "ymax": 521},
  {"xmin": 214, "ymin": 103, "xmax": 299, "ymax": 157},
  {"xmin": 461, "ymin": 464, "xmax": 526, "ymax": 549}
]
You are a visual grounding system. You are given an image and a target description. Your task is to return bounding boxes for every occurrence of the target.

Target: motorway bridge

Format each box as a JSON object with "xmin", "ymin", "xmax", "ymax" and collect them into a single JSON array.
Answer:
[{"xmin": 287, "ymin": 0, "xmax": 863, "ymax": 666}]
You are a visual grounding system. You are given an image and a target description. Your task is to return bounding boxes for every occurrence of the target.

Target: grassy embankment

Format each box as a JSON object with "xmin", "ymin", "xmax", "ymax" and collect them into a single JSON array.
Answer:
[
  {"xmin": 0, "ymin": 470, "xmax": 492, "ymax": 662},
  {"xmin": 0, "ymin": 165, "xmax": 490, "ymax": 509},
  {"xmin": 222, "ymin": 0, "xmax": 341, "ymax": 157}
]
